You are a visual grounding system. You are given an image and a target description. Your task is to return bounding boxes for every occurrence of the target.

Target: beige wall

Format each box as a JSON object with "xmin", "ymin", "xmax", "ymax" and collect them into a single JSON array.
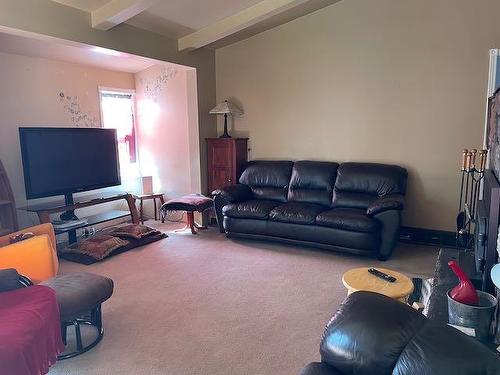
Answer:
[
  {"xmin": 216, "ymin": 0, "xmax": 500, "ymax": 231},
  {"xmin": 0, "ymin": 51, "xmax": 135, "ymax": 227},
  {"xmin": 0, "ymin": 0, "xmax": 217, "ymax": 195}
]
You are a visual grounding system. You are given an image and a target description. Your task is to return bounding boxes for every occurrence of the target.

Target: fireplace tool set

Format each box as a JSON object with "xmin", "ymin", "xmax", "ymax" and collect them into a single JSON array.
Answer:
[{"xmin": 456, "ymin": 149, "xmax": 488, "ymax": 248}]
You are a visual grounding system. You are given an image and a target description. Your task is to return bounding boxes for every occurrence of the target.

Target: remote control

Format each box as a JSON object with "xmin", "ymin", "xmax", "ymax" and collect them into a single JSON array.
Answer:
[{"xmin": 368, "ymin": 268, "xmax": 396, "ymax": 283}]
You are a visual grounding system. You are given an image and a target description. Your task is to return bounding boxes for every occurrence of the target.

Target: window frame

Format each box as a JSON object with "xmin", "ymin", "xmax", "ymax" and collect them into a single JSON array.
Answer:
[{"xmin": 98, "ymin": 86, "xmax": 138, "ymax": 164}]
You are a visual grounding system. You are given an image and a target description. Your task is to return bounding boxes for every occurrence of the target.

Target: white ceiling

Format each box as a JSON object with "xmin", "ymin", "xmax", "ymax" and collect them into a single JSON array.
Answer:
[
  {"xmin": 53, "ymin": 0, "xmax": 264, "ymax": 38},
  {"xmin": 51, "ymin": 0, "xmax": 109, "ymax": 12},
  {"xmin": 0, "ymin": 31, "xmax": 179, "ymax": 73},
  {"xmin": 129, "ymin": 0, "xmax": 265, "ymax": 38},
  {"xmin": 50, "ymin": 0, "xmax": 340, "ymax": 49}
]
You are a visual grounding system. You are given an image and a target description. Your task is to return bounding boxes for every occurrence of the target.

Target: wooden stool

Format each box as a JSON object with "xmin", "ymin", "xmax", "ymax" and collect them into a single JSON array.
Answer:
[
  {"xmin": 160, "ymin": 194, "xmax": 213, "ymax": 234},
  {"xmin": 342, "ymin": 267, "xmax": 414, "ymax": 302}
]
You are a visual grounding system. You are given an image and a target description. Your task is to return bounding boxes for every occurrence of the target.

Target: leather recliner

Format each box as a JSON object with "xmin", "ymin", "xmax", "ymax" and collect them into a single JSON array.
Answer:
[
  {"xmin": 213, "ymin": 160, "xmax": 407, "ymax": 260},
  {"xmin": 300, "ymin": 291, "xmax": 500, "ymax": 375}
]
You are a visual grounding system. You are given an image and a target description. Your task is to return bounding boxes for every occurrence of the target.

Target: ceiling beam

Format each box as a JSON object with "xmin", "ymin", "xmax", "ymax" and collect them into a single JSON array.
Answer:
[
  {"xmin": 91, "ymin": 0, "xmax": 159, "ymax": 30},
  {"xmin": 178, "ymin": 0, "xmax": 310, "ymax": 51}
]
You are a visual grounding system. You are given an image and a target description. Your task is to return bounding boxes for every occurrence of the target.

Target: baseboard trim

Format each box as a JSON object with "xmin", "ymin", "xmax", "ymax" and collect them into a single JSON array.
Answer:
[{"xmin": 399, "ymin": 226, "xmax": 464, "ymax": 248}]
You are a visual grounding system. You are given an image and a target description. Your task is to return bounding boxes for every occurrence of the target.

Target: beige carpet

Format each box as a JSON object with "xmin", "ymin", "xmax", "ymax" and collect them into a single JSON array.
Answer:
[{"xmin": 50, "ymin": 222, "xmax": 438, "ymax": 375}]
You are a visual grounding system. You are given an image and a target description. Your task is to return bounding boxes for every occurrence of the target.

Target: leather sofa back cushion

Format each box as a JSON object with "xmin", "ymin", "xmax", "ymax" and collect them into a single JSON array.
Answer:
[
  {"xmin": 333, "ymin": 163, "xmax": 407, "ymax": 209},
  {"xmin": 239, "ymin": 161, "xmax": 293, "ymax": 202},
  {"xmin": 287, "ymin": 161, "xmax": 339, "ymax": 206}
]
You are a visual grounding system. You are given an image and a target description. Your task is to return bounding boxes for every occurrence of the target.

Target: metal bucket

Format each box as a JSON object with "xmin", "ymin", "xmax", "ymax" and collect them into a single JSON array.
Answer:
[{"xmin": 447, "ymin": 290, "xmax": 498, "ymax": 341}]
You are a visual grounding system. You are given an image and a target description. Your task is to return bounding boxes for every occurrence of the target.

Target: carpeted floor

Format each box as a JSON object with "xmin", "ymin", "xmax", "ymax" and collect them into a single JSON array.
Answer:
[{"xmin": 50, "ymin": 221, "xmax": 438, "ymax": 375}]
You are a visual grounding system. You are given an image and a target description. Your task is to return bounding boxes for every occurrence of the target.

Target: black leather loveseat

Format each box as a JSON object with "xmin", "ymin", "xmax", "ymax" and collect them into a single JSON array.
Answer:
[
  {"xmin": 213, "ymin": 161, "xmax": 407, "ymax": 260},
  {"xmin": 300, "ymin": 291, "xmax": 499, "ymax": 375}
]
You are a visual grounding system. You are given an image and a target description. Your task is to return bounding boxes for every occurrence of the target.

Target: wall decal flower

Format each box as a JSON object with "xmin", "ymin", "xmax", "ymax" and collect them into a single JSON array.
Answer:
[
  {"xmin": 58, "ymin": 91, "xmax": 98, "ymax": 128},
  {"xmin": 138, "ymin": 66, "xmax": 177, "ymax": 102}
]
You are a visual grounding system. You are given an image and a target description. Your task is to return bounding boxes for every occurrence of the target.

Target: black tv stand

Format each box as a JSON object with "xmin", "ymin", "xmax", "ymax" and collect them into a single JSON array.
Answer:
[
  {"xmin": 19, "ymin": 192, "xmax": 139, "ymax": 244},
  {"xmin": 60, "ymin": 193, "xmax": 79, "ymax": 221}
]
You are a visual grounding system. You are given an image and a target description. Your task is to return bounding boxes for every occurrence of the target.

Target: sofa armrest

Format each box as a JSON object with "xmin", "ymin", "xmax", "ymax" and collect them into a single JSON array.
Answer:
[
  {"xmin": 212, "ymin": 185, "xmax": 252, "ymax": 233},
  {"xmin": 367, "ymin": 194, "xmax": 404, "ymax": 216},
  {"xmin": 212, "ymin": 184, "xmax": 252, "ymax": 203},
  {"xmin": 372, "ymin": 209, "xmax": 401, "ymax": 260}
]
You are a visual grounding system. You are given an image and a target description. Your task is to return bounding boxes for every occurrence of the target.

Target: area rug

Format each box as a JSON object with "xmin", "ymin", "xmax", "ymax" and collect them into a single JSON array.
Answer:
[{"xmin": 50, "ymin": 222, "xmax": 438, "ymax": 375}]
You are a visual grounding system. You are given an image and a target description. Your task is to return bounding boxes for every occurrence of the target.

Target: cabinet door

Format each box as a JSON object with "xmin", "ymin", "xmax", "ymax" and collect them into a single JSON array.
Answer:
[
  {"xmin": 210, "ymin": 141, "xmax": 234, "ymax": 168},
  {"xmin": 211, "ymin": 167, "xmax": 233, "ymax": 191},
  {"xmin": 208, "ymin": 140, "xmax": 235, "ymax": 193}
]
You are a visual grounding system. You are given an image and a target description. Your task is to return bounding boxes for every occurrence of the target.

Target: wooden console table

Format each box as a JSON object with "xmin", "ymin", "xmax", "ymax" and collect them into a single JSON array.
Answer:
[{"xmin": 18, "ymin": 193, "xmax": 139, "ymax": 243}]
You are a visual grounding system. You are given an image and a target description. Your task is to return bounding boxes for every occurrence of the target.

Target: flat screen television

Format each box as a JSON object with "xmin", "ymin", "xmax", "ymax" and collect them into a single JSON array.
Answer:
[{"xmin": 19, "ymin": 127, "xmax": 121, "ymax": 200}]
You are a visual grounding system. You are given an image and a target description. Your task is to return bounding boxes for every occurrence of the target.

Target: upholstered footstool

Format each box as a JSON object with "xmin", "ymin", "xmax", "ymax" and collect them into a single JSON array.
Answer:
[
  {"xmin": 41, "ymin": 272, "xmax": 114, "ymax": 359},
  {"xmin": 160, "ymin": 194, "xmax": 213, "ymax": 234}
]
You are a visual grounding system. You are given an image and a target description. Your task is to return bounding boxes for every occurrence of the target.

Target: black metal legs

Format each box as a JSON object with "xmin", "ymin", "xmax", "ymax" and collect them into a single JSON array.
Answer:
[
  {"xmin": 61, "ymin": 323, "xmax": 67, "ymax": 346},
  {"xmin": 92, "ymin": 305, "xmax": 103, "ymax": 332},
  {"xmin": 58, "ymin": 305, "xmax": 104, "ymax": 360}
]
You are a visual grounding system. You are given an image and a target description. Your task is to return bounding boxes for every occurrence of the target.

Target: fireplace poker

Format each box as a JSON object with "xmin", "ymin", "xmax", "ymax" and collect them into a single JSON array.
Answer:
[{"xmin": 457, "ymin": 151, "xmax": 472, "ymax": 237}]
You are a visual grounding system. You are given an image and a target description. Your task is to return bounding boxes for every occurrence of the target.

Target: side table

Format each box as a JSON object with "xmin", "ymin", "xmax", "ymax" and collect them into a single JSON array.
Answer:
[
  {"xmin": 133, "ymin": 193, "xmax": 165, "ymax": 224},
  {"xmin": 342, "ymin": 267, "xmax": 414, "ymax": 302}
]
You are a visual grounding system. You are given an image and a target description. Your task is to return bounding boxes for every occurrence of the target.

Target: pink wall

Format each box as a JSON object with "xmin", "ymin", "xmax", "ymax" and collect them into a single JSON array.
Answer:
[
  {"xmin": 0, "ymin": 51, "xmax": 200, "ymax": 229},
  {"xmin": 135, "ymin": 64, "xmax": 200, "ymax": 203},
  {"xmin": 0, "ymin": 51, "xmax": 136, "ymax": 228}
]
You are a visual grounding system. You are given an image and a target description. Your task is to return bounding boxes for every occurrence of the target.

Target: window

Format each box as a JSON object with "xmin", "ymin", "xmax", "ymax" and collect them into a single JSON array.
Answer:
[{"xmin": 99, "ymin": 88, "xmax": 139, "ymax": 179}]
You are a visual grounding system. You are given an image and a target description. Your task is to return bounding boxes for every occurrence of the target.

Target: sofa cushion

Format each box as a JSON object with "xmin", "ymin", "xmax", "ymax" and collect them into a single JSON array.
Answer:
[
  {"xmin": 332, "ymin": 163, "xmax": 407, "ymax": 209},
  {"xmin": 316, "ymin": 208, "xmax": 380, "ymax": 233},
  {"xmin": 60, "ymin": 234, "xmax": 129, "ymax": 261},
  {"xmin": 331, "ymin": 191, "xmax": 376, "ymax": 210},
  {"xmin": 287, "ymin": 161, "xmax": 338, "ymax": 207},
  {"xmin": 224, "ymin": 218, "xmax": 379, "ymax": 252},
  {"xmin": 335, "ymin": 163, "xmax": 407, "ymax": 195},
  {"xmin": 239, "ymin": 161, "xmax": 293, "ymax": 202},
  {"xmin": 222, "ymin": 200, "xmax": 280, "ymax": 220},
  {"xmin": 269, "ymin": 202, "xmax": 326, "ymax": 225}
]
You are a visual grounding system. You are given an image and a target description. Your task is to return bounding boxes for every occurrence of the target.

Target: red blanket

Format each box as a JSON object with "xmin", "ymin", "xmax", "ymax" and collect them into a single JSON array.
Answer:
[{"xmin": 0, "ymin": 285, "xmax": 64, "ymax": 375}]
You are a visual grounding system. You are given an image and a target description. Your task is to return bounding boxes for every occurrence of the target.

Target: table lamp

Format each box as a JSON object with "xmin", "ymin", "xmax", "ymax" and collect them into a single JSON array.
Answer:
[{"xmin": 209, "ymin": 100, "xmax": 243, "ymax": 138}]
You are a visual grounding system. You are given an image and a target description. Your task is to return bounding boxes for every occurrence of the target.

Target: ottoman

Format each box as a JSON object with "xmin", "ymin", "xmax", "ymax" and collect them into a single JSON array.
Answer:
[
  {"xmin": 160, "ymin": 194, "xmax": 213, "ymax": 234},
  {"xmin": 41, "ymin": 272, "xmax": 114, "ymax": 359}
]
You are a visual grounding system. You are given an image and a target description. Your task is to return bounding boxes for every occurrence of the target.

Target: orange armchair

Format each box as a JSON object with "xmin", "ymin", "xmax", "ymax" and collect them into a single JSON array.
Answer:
[{"xmin": 0, "ymin": 223, "xmax": 59, "ymax": 284}]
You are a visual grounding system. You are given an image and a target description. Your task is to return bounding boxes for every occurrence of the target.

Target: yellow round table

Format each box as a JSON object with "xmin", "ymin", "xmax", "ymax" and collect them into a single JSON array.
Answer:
[{"xmin": 342, "ymin": 267, "xmax": 414, "ymax": 302}]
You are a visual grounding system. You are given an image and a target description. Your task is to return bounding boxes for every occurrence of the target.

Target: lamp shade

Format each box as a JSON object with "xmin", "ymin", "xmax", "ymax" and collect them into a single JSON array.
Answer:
[{"xmin": 209, "ymin": 100, "xmax": 243, "ymax": 116}]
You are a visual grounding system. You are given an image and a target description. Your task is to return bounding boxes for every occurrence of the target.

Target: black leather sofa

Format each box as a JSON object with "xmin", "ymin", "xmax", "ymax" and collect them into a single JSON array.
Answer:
[
  {"xmin": 300, "ymin": 291, "xmax": 500, "ymax": 375},
  {"xmin": 213, "ymin": 161, "xmax": 407, "ymax": 260}
]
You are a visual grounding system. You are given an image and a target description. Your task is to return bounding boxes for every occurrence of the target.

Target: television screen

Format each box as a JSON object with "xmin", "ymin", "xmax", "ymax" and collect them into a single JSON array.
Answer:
[{"xmin": 19, "ymin": 127, "xmax": 121, "ymax": 199}]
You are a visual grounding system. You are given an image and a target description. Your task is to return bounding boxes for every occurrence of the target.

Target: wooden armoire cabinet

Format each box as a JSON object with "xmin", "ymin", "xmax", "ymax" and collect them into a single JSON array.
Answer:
[{"xmin": 207, "ymin": 138, "xmax": 248, "ymax": 194}]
